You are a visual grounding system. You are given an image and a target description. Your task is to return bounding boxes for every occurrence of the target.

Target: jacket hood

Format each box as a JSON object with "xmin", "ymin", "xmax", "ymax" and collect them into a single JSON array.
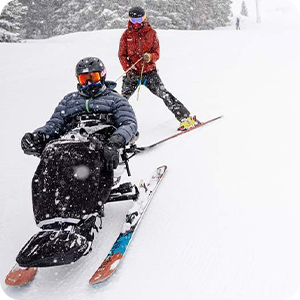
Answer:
[{"xmin": 105, "ymin": 80, "xmax": 117, "ymax": 90}]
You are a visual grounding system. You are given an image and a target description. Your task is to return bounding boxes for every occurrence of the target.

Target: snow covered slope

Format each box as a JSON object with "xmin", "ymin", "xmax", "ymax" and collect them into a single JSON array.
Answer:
[{"xmin": 1, "ymin": 2, "xmax": 300, "ymax": 300}]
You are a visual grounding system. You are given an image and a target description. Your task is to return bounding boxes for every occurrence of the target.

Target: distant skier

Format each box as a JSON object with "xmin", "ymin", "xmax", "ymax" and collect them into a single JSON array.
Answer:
[
  {"xmin": 118, "ymin": 6, "xmax": 199, "ymax": 131},
  {"xmin": 17, "ymin": 57, "xmax": 138, "ymax": 268},
  {"xmin": 236, "ymin": 17, "xmax": 241, "ymax": 30}
]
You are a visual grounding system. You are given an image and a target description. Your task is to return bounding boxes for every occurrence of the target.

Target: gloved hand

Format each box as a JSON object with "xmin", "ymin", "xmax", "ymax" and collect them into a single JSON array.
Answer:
[
  {"xmin": 126, "ymin": 69, "xmax": 138, "ymax": 82},
  {"xmin": 103, "ymin": 134, "xmax": 125, "ymax": 170},
  {"xmin": 21, "ymin": 132, "xmax": 48, "ymax": 156},
  {"xmin": 142, "ymin": 53, "xmax": 151, "ymax": 63}
]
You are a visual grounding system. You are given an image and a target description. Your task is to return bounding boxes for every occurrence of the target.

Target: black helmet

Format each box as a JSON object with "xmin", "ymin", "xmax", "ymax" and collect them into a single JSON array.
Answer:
[
  {"xmin": 129, "ymin": 6, "xmax": 145, "ymax": 18},
  {"xmin": 76, "ymin": 57, "xmax": 106, "ymax": 78},
  {"xmin": 75, "ymin": 57, "xmax": 107, "ymax": 97}
]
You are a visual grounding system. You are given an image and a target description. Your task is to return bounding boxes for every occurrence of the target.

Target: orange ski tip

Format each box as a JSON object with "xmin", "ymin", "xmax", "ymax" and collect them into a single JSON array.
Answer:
[{"xmin": 5, "ymin": 265, "xmax": 37, "ymax": 286}]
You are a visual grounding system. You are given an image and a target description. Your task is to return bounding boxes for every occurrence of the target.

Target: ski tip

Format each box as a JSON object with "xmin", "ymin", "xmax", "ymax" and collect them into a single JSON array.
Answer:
[
  {"xmin": 199, "ymin": 115, "xmax": 223, "ymax": 126},
  {"xmin": 158, "ymin": 165, "xmax": 167, "ymax": 171},
  {"xmin": 151, "ymin": 165, "xmax": 167, "ymax": 180},
  {"xmin": 5, "ymin": 265, "xmax": 37, "ymax": 287},
  {"xmin": 206, "ymin": 115, "xmax": 223, "ymax": 122}
]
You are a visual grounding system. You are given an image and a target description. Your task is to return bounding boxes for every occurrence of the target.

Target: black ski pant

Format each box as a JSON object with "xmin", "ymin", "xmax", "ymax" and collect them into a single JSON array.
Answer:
[
  {"xmin": 32, "ymin": 139, "xmax": 113, "ymax": 228},
  {"xmin": 121, "ymin": 69, "xmax": 190, "ymax": 121}
]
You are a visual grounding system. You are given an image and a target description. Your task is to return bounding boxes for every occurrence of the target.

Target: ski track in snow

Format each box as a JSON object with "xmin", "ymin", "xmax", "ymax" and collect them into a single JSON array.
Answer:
[{"xmin": 1, "ymin": 1, "xmax": 300, "ymax": 299}]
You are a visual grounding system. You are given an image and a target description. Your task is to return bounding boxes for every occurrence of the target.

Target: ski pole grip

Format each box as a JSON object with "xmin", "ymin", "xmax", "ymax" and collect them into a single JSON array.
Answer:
[{"xmin": 122, "ymin": 147, "xmax": 131, "ymax": 177}]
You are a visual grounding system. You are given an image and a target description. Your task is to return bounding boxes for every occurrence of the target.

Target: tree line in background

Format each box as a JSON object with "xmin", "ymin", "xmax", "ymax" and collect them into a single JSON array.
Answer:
[
  {"xmin": 241, "ymin": 1, "xmax": 248, "ymax": 17},
  {"xmin": 0, "ymin": 0, "xmax": 232, "ymax": 42}
]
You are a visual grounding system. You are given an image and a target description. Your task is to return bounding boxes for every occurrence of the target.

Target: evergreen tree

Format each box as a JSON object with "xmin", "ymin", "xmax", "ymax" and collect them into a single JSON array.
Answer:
[
  {"xmin": 23, "ymin": 0, "xmax": 61, "ymax": 38},
  {"xmin": 241, "ymin": 1, "xmax": 248, "ymax": 17},
  {"xmin": 185, "ymin": 0, "xmax": 232, "ymax": 30},
  {"xmin": 213, "ymin": 0, "xmax": 232, "ymax": 27},
  {"xmin": 97, "ymin": 1, "xmax": 127, "ymax": 30},
  {"xmin": 1, "ymin": 0, "xmax": 234, "ymax": 39},
  {"xmin": 52, "ymin": 0, "xmax": 86, "ymax": 36},
  {"xmin": 52, "ymin": 0, "xmax": 124, "ymax": 35},
  {"xmin": 0, "ymin": 0, "xmax": 27, "ymax": 42},
  {"xmin": 145, "ymin": 0, "xmax": 178, "ymax": 29}
]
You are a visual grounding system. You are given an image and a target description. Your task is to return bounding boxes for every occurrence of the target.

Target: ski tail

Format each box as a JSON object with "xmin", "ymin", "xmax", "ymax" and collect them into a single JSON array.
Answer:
[{"xmin": 134, "ymin": 115, "xmax": 223, "ymax": 153}]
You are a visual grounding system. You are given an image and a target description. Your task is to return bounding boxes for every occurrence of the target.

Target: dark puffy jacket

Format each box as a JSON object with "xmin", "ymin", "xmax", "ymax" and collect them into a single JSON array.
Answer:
[
  {"xmin": 35, "ymin": 81, "xmax": 137, "ymax": 144},
  {"xmin": 118, "ymin": 20, "xmax": 160, "ymax": 74}
]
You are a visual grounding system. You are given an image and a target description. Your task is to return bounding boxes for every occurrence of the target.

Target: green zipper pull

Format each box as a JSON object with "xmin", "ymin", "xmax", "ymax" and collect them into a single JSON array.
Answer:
[{"xmin": 85, "ymin": 99, "xmax": 90, "ymax": 113}]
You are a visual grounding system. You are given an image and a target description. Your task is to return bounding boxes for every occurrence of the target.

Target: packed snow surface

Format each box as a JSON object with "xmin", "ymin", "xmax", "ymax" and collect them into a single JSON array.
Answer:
[{"xmin": 1, "ymin": 1, "xmax": 300, "ymax": 300}]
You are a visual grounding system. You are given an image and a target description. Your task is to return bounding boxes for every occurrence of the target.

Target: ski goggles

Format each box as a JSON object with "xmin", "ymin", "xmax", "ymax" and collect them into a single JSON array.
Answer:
[
  {"xmin": 129, "ymin": 14, "xmax": 146, "ymax": 24},
  {"xmin": 77, "ymin": 72, "xmax": 101, "ymax": 86}
]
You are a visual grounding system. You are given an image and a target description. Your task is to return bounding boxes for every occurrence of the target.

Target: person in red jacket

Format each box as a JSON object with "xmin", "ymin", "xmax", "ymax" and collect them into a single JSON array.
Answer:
[{"xmin": 118, "ymin": 6, "xmax": 199, "ymax": 131}]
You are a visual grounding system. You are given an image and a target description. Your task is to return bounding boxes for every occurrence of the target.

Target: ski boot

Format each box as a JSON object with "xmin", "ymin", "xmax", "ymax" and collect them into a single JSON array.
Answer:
[
  {"xmin": 16, "ymin": 214, "xmax": 102, "ymax": 268},
  {"xmin": 178, "ymin": 116, "xmax": 200, "ymax": 131}
]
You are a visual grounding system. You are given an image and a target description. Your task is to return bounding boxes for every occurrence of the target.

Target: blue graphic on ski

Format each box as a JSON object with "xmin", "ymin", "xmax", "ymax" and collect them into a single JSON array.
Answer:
[{"xmin": 89, "ymin": 165, "xmax": 167, "ymax": 284}]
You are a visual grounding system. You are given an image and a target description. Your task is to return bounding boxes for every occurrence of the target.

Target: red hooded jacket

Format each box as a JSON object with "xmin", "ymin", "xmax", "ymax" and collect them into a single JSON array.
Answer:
[{"xmin": 118, "ymin": 20, "xmax": 160, "ymax": 74}]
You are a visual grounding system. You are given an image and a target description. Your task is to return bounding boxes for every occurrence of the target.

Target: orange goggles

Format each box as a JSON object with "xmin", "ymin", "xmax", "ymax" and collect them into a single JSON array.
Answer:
[{"xmin": 77, "ymin": 72, "xmax": 101, "ymax": 86}]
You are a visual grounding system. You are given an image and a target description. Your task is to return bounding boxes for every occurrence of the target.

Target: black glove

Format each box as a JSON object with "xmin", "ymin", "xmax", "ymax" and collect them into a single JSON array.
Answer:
[
  {"xmin": 126, "ymin": 69, "xmax": 138, "ymax": 82},
  {"xmin": 103, "ymin": 134, "xmax": 125, "ymax": 170},
  {"xmin": 21, "ymin": 132, "xmax": 48, "ymax": 156}
]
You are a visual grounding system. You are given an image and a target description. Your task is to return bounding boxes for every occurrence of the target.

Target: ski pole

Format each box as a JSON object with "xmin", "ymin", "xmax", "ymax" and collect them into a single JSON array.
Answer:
[
  {"xmin": 115, "ymin": 57, "xmax": 143, "ymax": 82},
  {"xmin": 136, "ymin": 61, "xmax": 145, "ymax": 101},
  {"xmin": 121, "ymin": 146, "xmax": 131, "ymax": 176}
]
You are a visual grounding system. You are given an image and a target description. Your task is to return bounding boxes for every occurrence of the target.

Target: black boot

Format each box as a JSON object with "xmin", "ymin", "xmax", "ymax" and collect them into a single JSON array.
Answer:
[
  {"xmin": 16, "ymin": 215, "xmax": 102, "ymax": 268},
  {"xmin": 16, "ymin": 227, "xmax": 89, "ymax": 268}
]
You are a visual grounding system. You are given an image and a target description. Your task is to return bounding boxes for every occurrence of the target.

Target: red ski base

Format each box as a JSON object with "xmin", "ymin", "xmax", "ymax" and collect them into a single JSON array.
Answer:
[
  {"xmin": 89, "ymin": 253, "xmax": 123, "ymax": 284},
  {"xmin": 5, "ymin": 264, "xmax": 37, "ymax": 286}
]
